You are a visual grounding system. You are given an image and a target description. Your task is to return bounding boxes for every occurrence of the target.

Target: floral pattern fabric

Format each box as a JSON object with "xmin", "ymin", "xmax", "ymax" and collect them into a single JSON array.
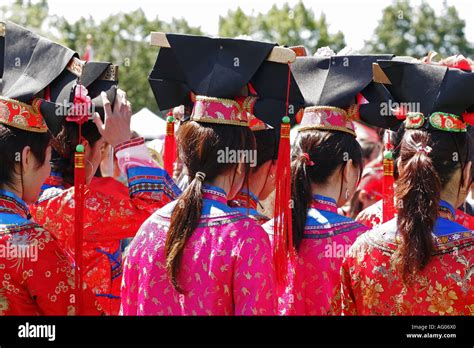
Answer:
[
  {"xmin": 0, "ymin": 190, "xmax": 102, "ymax": 315},
  {"xmin": 120, "ymin": 185, "xmax": 276, "ymax": 315},
  {"xmin": 341, "ymin": 202, "xmax": 473, "ymax": 315},
  {"xmin": 263, "ymin": 194, "xmax": 368, "ymax": 315},
  {"xmin": 29, "ymin": 138, "xmax": 181, "ymax": 315}
]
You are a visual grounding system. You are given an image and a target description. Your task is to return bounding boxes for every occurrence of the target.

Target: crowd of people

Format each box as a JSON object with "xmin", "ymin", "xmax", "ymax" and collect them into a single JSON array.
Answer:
[{"xmin": 0, "ymin": 20, "xmax": 472, "ymax": 316}]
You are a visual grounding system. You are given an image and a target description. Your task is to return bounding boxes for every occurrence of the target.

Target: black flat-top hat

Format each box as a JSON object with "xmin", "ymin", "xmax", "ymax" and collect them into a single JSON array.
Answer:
[
  {"xmin": 291, "ymin": 54, "xmax": 392, "ymax": 108},
  {"xmin": 0, "ymin": 21, "xmax": 76, "ymax": 103},
  {"xmin": 40, "ymin": 60, "xmax": 120, "ymax": 137},
  {"xmin": 0, "ymin": 21, "xmax": 77, "ymax": 133},
  {"xmin": 371, "ymin": 58, "xmax": 474, "ymax": 132},
  {"xmin": 148, "ymin": 32, "xmax": 305, "ymax": 163},
  {"xmin": 290, "ymin": 53, "xmax": 394, "ymax": 136},
  {"xmin": 1, "ymin": 20, "xmax": 121, "ymax": 134}
]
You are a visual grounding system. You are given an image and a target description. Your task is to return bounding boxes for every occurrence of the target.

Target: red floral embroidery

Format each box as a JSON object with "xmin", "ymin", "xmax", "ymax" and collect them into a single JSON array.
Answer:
[{"xmin": 0, "ymin": 97, "xmax": 47, "ymax": 133}]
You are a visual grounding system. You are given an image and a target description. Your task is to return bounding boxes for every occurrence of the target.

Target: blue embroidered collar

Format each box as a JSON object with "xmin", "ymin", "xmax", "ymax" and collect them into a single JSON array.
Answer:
[{"xmin": 0, "ymin": 189, "xmax": 30, "ymax": 219}]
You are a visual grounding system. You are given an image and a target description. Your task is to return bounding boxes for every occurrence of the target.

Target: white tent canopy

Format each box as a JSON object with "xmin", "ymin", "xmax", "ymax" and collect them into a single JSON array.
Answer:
[{"xmin": 130, "ymin": 107, "xmax": 167, "ymax": 140}]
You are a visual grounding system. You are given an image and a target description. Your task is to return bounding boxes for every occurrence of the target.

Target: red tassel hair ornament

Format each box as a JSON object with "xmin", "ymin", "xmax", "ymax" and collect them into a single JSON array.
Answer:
[
  {"xmin": 74, "ymin": 142, "xmax": 85, "ymax": 315},
  {"xmin": 69, "ymin": 84, "xmax": 91, "ymax": 315},
  {"xmin": 164, "ymin": 114, "xmax": 176, "ymax": 178},
  {"xmin": 382, "ymin": 130, "xmax": 395, "ymax": 222},
  {"xmin": 273, "ymin": 63, "xmax": 295, "ymax": 285}
]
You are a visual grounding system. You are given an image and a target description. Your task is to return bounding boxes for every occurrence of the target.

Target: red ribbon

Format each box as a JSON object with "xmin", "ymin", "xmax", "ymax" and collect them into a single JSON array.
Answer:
[{"xmin": 301, "ymin": 153, "xmax": 315, "ymax": 166}]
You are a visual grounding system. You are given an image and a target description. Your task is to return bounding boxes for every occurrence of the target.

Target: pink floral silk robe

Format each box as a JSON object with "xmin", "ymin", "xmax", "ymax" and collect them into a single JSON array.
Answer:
[
  {"xmin": 263, "ymin": 194, "xmax": 368, "ymax": 315},
  {"xmin": 120, "ymin": 184, "xmax": 276, "ymax": 315}
]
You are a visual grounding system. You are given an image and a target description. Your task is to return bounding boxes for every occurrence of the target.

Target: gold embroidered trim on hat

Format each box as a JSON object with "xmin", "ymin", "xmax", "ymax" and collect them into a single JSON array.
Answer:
[
  {"xmin": 298, "ymin": 125, "xmax": 356, "ymax": 137},
  {"xmin": 66, "ymin": 57, "xmax": 85, "ymax": 77},
  {"xmin": 347, "ymin": 104, "xmax": 360, "ymax": 120},
  {"xmin": 297, "ymin": 105, "xmax": 356, "ymax": 136},
  {"xmin": 304, "ymin": 105, "xmax": 348, "ymax": 117},
  {"xmin": 241, "ymin": 96, "xmax": 258, "ymax": 114},
  {"xmin": 195, "ymin": 95, "xmax": 242, "ymax": 110},
  {"xmin": 190, "ymin": 116, "xmax": 249, "ymax": 127},
  {"xmin": 100, "ymin": 65, "xmax": 119, "ymax": 81}
]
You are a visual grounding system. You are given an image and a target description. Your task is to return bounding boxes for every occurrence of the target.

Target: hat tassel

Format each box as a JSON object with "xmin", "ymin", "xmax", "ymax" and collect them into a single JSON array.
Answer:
[
  {"xmin": 74, "ymin": 138, "xmax": 85, "ymax": 315},
  {"xmin": 382, "ymin": 130, "xmax": 395, "ymax": 222},
  {"xmin": 273, "ymin": 63, "xmax": 295, "ymax": 285},
  {"xmin": 164, "ymin": 114, "xmax": 176, "ymax": 177},
  {"xmin": 273, "ymin": 116, "xmax": 294, "ymax": 285}
]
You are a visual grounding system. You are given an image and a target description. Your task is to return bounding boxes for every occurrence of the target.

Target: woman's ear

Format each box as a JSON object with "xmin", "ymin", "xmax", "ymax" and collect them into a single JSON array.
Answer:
[
  {"xmin": 21, "ymin": 146, "xmax": 32, "ymax": 172},
  {"xmin": 343, "ymin": 159, "xmax": 355, "ymax": 183},
  {"xmin": 82, "ymin": 139, "xmax": 91, "ymax": 161},
  {"xmin": 270, "ymin": 161, "xmax": 277, "ymax": 177},
  {"xmin": 358, "ymin": 190, "xmax": 369, "ymax": 204},
  {"xmin": 461, "ymin": 161, "xmax": 472, "ymax": 192}
]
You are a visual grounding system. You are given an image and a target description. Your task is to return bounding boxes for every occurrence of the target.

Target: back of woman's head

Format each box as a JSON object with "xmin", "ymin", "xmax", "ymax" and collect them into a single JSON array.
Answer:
[
  {"xmin": 166, "ymin": 121, "xmax": 255, "ymax": 292},
  {"xmin": 253, "ymin": 130, "xmax": 276, "ymax": 168},
  {"xmin": 291, "ymin": 130, "xmax": 363, "ymax": 250},
  {"xmin": 0, "ymin": 124, "xmax": 51, "ymax": 189},
  {"xmin": 51, "ymin": 121, "xmax": 101, "ymax": 185},
  {"xmin": 395, "ymin": 128, "xmax": 470, "ymax": 283}
]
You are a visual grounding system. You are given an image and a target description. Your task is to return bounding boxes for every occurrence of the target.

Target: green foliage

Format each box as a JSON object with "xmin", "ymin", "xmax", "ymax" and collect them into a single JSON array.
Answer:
[
  {"xmin": 365, "ymin": 0, "xmax": 474, "ymax": 57},
  {"xmin": 219, "ymin": 1, "xmax": 346, "ymax": 53},
  {"xmin": 1, "ymin": 0, "xmax": 473, "ymax": 113},
  {"xmin": 0, "ymin": 0, "xmax": 49, "ymax": 29},
  {"xmin": 51, "ymin": 10, "xmax": 203, "ymax": 113},
  {"xmin": 1, "ymin": 1, "xmax": 202, "ymax": 114}
]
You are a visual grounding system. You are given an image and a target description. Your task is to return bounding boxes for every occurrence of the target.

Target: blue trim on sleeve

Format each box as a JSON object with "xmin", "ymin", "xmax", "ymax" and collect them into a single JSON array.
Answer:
[{"xmin": 127, "ymin": 166, "xmax": 182, "ymax": 198}]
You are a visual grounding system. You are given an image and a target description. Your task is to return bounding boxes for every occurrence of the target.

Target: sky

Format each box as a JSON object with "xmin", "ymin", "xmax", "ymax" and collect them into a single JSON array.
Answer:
[{"xmin": 10, "ymin": 0, "xmax": 474, "ymax": 50}]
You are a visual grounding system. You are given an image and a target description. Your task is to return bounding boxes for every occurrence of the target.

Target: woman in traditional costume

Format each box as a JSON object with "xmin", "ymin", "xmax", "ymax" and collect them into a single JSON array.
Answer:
[
  {"xmin": 263, "ymin": 52, "xmax": 398, "ymax": 315},
  {"xmin": 0, "ymin": 21, "xmax": 102, "ymax": 315},
  {"xmin": 226, "ymin": 48, "xmax": 306, "ymax": 224},
  {"xmin": 120, "ymin": 33, "xmax": 305, "ymax": 315},
  {"xmin": 341, "ymin": 58, "xmax": 474, "ymax": 315},
  {"xmin": 30, "ymin": 61, "xmax": 181, "ymax": 315}
]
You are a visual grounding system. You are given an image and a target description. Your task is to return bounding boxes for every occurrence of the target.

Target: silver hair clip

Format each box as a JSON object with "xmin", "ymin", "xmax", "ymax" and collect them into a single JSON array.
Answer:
[
  {"xmin": 195, "ymin": 172, "xmax": 206, "ymax": 182},
  {"xmin": 414, "ymin": 143, "xmax": 432, "ymax": 154}
]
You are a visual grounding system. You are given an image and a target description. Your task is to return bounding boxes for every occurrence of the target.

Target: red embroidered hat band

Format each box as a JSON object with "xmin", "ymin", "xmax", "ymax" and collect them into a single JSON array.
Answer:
[
  {"xmin": 190, "ymin": 95, "xmax": 257, "ymax": 127},
  {"xmin": 298, "ymin": 105, "xmax": 357, "ymax": 137},
  {"xmin": 0, "ymin": 96, "xmax": 48, "ymax": 133}
]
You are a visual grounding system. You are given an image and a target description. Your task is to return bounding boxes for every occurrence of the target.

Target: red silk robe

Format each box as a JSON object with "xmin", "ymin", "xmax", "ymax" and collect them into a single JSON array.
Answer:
[
  {"xmin": 356, "ymin": 198, "xmax": 474, "ymax": 230},
  {"xmin": 342, "ymin": 202, "xmax": 473, "ymax": 315},
  {"xmin": 0, "ymin": 189, "xmax": 103, "ymax": 315},
  {"xmin": 30, "ymin": 138, "xmax": 181, "ymax": 315}
]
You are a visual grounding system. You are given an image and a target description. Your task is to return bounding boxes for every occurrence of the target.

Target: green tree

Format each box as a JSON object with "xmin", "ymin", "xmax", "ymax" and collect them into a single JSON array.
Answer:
[
  {"xmin": 53, "ymin": 10, "xmax": 162, "ymax": 114},
  {"xmin": 365, "ymin": 0, "xmax": 474, "ymax": 57},
  {"xmin": 219, "ymin": 1, "xmax": 345, "ymax": 53},
  {"xmin": 53, "ymin": 10, "xmax": 203, "ymax": 113},
  {"xmin": 0, "ymin": 0, "xmax": 49, "ymax": 29},
  {"xmin": 2, "ymin": 0, "xmax": 203, "ymax": 113}
]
